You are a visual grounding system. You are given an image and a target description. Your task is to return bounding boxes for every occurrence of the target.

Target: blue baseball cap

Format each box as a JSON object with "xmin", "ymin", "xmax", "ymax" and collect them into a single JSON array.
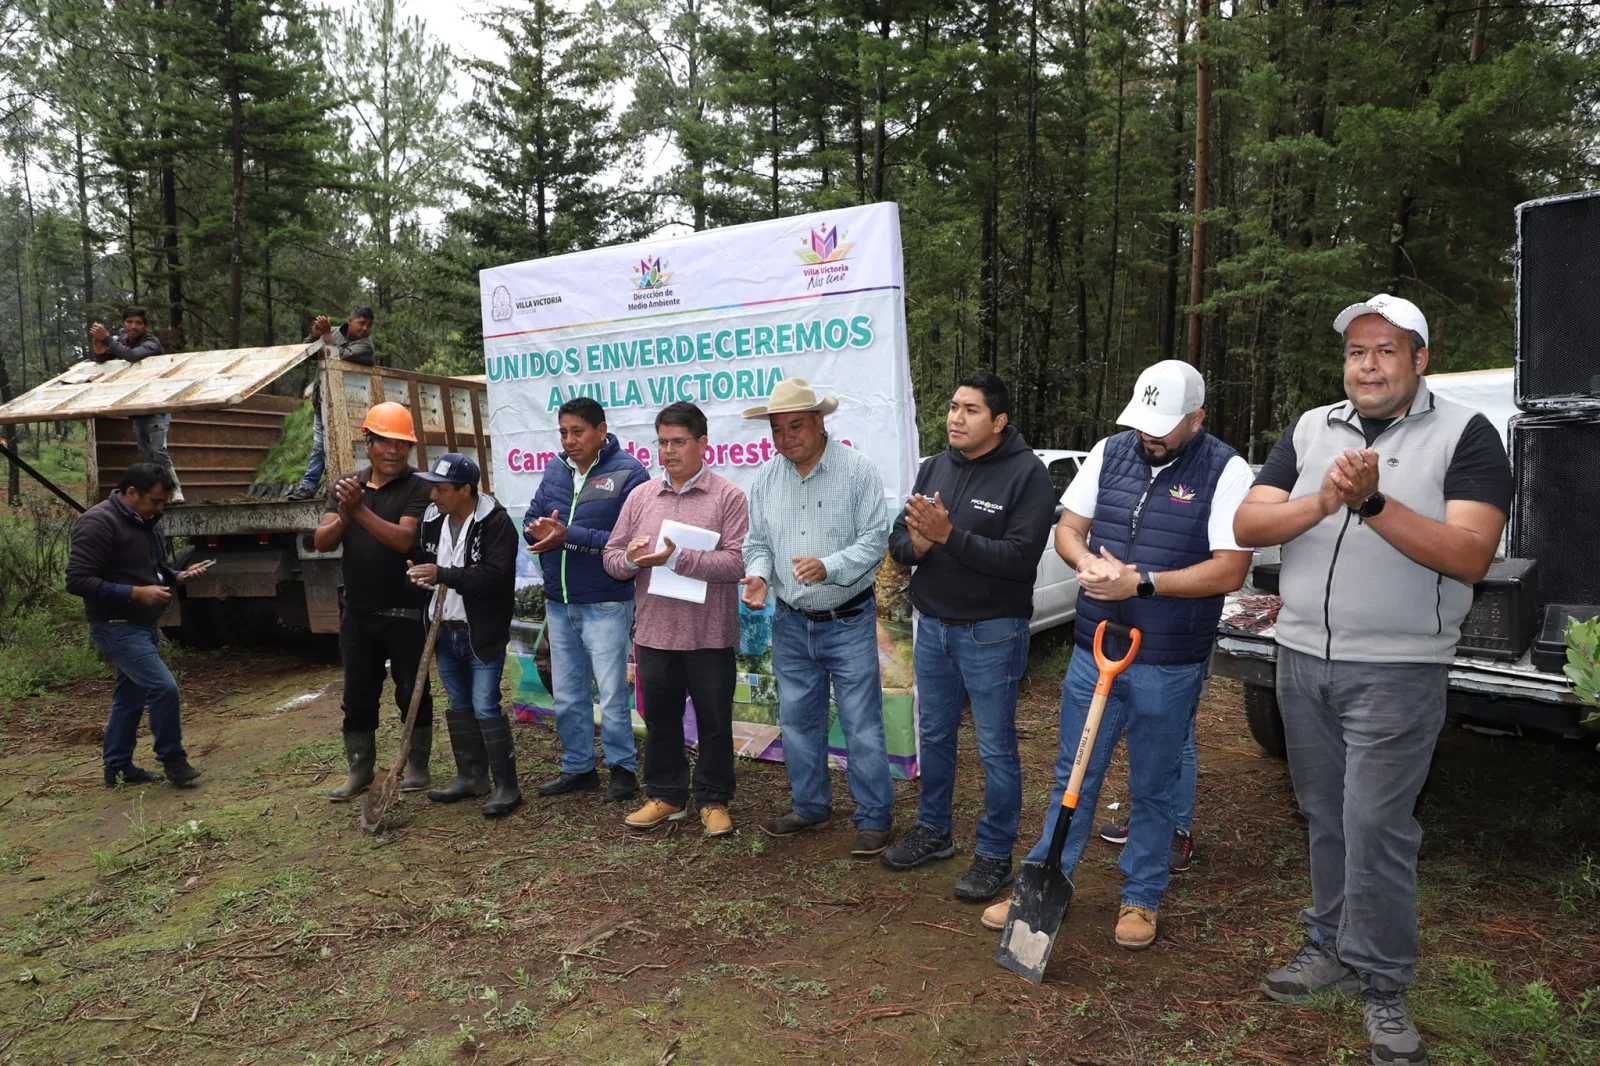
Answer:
[{"xmin": 415, "ymin": 453, "xmax": 481, "ymax": 487}]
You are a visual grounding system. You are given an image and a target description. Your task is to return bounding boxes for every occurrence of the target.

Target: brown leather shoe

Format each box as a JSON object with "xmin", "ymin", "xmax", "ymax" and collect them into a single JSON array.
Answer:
[
  {"xmin": 1115, "ymin": 904, "xmax": 1157, "ymax": 950},
  {"xmin": 981, "ymin": 897, "xmax": 1012, "ymax": 931},
  {"xmin": 700, "ymin": 805, "xmax": 734, "ymax": 838},
  {"xmin": 624, "ymin": 798, "xmax": 685, "ymax": 829},
  {"xmin": 761, "ymin": 810, "xmax": 829, "ymax": 837},
  {"xmin": 849, "ymin": 828, "xmax": 893, "ymax": 857}
]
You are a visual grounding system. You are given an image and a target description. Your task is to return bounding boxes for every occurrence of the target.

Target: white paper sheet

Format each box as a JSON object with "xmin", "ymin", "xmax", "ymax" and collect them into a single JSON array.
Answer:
[{"xmin": 646, "ymin": 519, "xmax": 722, "ymax": 604}]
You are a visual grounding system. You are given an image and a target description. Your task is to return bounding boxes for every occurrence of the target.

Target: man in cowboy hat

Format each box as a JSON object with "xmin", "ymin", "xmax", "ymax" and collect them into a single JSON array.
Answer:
[{"xmin": 739, "ymin": 379, "xmax": 895, "ymax": 856}]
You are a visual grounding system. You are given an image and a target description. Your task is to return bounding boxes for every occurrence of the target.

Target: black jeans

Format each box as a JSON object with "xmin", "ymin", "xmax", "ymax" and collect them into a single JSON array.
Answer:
[
  {"xmin": 636, "ymin": 645, "xmax": 735, "ymax": 808},
  {"xmin": 340, "ymin": 609, "xmax": 434, "ymax": 733}
]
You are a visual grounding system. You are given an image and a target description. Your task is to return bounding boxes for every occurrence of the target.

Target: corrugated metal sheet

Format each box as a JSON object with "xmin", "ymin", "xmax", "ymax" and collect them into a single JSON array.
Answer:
[{"xmin": 0, "ymin": 344, "xmax": 313, "ymax": 424}]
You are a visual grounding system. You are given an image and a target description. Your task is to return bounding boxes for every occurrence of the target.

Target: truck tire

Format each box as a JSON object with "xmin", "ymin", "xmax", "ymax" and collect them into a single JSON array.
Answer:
[{"xmin": 1245, "ymin": 683, "xmax": 1287, "ymax": 758}]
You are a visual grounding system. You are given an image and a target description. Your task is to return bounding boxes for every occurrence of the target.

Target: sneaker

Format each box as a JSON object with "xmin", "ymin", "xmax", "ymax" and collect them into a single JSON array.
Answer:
[
  {"xmin": 161, "ymin": 758, "xmax": 202, "ymax": 787},
  {"xmin": 605, "ymin": 767, "xmax": 638, "ymax": 803},
  {"xmin": 980, "ymin": 896, "xmax": 1012, "ymax": 931},
  {"xmin": 1169, "ymin": 828, "xmax": 1194, "ymax": 873},
  {"xmin": 104, "ymin": 764, "xmax": 161, "ymax": 788},
  {"xmin": 954, "ymin": 855, "xmax": 1014, "ymax": 902},
  {"xmin": 1260, "ymin": 940, "xmax": 1360, "ymax": 1004},
  {"xmin": 1114, "ymin": 904, "xmax": 1157, "ymax": 949},
  {"xmin": 760, "ymin": 810, "xmax": 830, "ymax": 837},
  {"xmin": 1361, "ymin": 987, "xmax": 1428, "ymax": 1065},
  {"xmin": 700, "ymin": 805, "xmax": 734, "ymax": 838},
  {"xmin": 1099, "ymin": 820, "xmax": 1130, "ymax": 845},
  {"xmin": 879, "ymin": 824, "xmax": 956, "ymax": 871},
  {"xmin": 849, "ymin": 828, "xmax": 893, "ymax": 857},
  {"xmin": 286, "ymin": 483, "xmax": 321, "ymax": 501},
  {"xmin": 538, "ymin": 769, "xmax": 600, "ymax": 797},
  {"xmin": 624, "ymin": 798, "xmax": 685, "ymax": 829}
]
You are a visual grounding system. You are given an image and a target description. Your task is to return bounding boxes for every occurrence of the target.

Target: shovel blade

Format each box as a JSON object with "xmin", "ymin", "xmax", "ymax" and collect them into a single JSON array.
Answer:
[
  {"xmin": 358, "ymin": 773, "xmax": 399, "ymax": 833},
  {"xmin": 993, "ymin": 859, "xmax": 1074, "ymax": 984}
]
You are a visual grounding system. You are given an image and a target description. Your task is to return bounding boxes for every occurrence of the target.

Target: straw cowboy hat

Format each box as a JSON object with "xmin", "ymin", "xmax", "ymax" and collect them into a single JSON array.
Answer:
[{"xmin": 741, "ymin": 377, "xmax": 839, "ymax": 419}]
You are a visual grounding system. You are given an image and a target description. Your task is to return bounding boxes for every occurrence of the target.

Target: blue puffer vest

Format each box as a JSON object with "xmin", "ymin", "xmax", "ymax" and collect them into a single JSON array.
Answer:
[{"xmin": 1074, "ymin": 430, "xmax": 1238, "ymax": 664}]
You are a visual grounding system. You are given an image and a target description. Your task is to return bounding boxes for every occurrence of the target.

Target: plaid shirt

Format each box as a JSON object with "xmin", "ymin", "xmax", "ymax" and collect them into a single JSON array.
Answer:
[{"xmin": 744, "ymin": 437, "xmax": 889, "ymax": 612}]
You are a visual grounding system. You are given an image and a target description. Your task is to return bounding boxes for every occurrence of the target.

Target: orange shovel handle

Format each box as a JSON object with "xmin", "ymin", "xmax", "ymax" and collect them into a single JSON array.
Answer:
[{"xmin": 1092, "ymin": 620, "xmax": 1142, "ymax": 696}]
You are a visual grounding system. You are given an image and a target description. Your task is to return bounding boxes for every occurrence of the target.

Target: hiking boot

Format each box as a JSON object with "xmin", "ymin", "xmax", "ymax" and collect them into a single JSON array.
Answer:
[
  {"xmin": 1260, "ymin": 940, "xmax": 1360, "ymax": 1004},
  {"xmin": 880, "ymin": 824, "xmax": 956, "ymax": 871},
  {"xmin": 1099, "ymin": 820, "xmax": 1130, "ymax": 845},
  {"xmin": 700, "ymin": 805, "xmax": 734, "ymax": 838},
  {"xmin": 982, "ymin": 897, "xmax": 1013, "ymax": 931},
  {"xmin": 398, "ymin": 725, "xmax": 431, "ymax": 791},
  {"xmin": 605, "ymin": 766, "xmax": 638, "ymax": 803},
  {"xmin": 761, "ymin": 810, "xmax": 830, "ymax": 838},
  {"xmin": 479, "ymin": 715, "xmax": 523, "ymax": 818},
  {"xmin": 625, "ymin": 798, "xmax": 686, "ymax": 829},
  {"xmin": 104, "ymin": 764, "xmax": 161, "ymax": 788},
  {"xmin": 850, "ymin": 828, "xmax": 893, "ymax": 857},
  {"xmin": 1169, "ymin": 828, "xmax": 1194, "ymax": 873},
  {"xmin": 1115, "ymin": 905, "xmax": 1158, "ymax": 949},
  {"xmin": 1362, "ymin": 987, "xmax": 1428, "ymax": 1065},
  {"xmin": 328, "ymin": 731, "xmax": 377, "ymax": 802},
  {"xmin": 429, "ymin": 711, "xmax": 490, "ymax": 803},
  {"xmin": 286, "ymin": 482, "xmax": 321, "ymax": 501},
  {"xmin": 161, "ymin": 758, "xmax": 202, "ymax": 788},
  {"xmin": 954, "ymin": 855, "xmax": 1014, "ymax": 902},
  {"xmin": 538, "ymin": 769, "xmax": 600, "ymax": 797}
]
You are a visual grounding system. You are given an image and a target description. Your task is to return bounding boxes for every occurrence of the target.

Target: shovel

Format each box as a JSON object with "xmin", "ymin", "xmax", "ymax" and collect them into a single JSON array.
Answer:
[
  {"xmin": 359, "ymin": 593, "xmax": 448, "ymax": 833},
  {"xmin": 994, "ymin": 619, "xmax": 1141, "ymax": 983}
]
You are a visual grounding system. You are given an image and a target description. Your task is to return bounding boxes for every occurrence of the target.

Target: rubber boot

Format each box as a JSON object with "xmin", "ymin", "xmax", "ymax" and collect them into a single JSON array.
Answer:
[
  {"xmin": 429, "ymin": 712, "xmax": 490, "ymax": 803},
  {"xmin": 479, "ymin": 715, "xmax": 524, "ymax": 818},
  {"xmin": 399, "ymin": 724, "xmax": 431, "ymax": 792},
  {"xmin": 328, "ymin": 731, "xmax": 376, "ymax": 802}
]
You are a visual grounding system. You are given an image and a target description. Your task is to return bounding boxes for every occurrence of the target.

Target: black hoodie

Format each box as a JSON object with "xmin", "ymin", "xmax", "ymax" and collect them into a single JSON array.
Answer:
[
  {"xmin": 412, "ymin": 493, "xmax": 519, "ymax": 663},
  {"xmin": 888, "ymin": 426, "xmax": 1056, "ymax": 621}
]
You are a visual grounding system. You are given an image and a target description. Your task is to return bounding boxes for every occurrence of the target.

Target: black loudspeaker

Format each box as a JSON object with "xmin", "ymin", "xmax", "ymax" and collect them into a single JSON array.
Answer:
[
  {"xmin": 1508, "ymin": 413, "xmax": 1600, "ymax": 609},
  {"xmin": 1515, "ymin": 191, "xmax": 1600, "ymax": 411},
  {"xmin": 1531, "ymin": 604, "xmax": 1600, "ymax": 675},
  {"xmin": 1457, "ymin": 558, "xmax": 1538, "ymax": 660}
]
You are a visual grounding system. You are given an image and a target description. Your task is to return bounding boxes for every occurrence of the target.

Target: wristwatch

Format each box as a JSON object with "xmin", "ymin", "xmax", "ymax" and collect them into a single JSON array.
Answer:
[
  {"xmin": 1354, "ymin": 491, "xmax": 1387, "ymax": 519},
  {"xmin": 1137, "ymin": 572, "xmax": 1156, "ymax": 599}
]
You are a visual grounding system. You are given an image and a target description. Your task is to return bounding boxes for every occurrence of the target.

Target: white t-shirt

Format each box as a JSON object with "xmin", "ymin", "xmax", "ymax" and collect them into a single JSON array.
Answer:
[{"xmin": 1063, "ymin": 438, "xmax": 1253, "ymax": 552}]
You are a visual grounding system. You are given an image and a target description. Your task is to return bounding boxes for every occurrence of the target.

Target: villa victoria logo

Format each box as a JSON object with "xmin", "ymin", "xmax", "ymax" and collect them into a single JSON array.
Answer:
[
  {"xmin": 490, "ymin": 284, "xmax": 562, "ymax": 323},
  {"xmin": 1168, "ymin": 484, "xmax": 1197, "ymax": 504},
  {"xmin": 796, "ymin": 224, "xmax": 855, "ymax": 291},
  {"xmin": 627, "ymin": 255, "xmax": 680, "ymax": 312}
]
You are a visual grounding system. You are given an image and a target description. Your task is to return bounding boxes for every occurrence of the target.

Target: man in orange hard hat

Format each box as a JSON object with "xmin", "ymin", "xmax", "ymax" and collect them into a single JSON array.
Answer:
[{"xmin": 313, "ymin": 401, "xmax": 437, "ymax": 800}]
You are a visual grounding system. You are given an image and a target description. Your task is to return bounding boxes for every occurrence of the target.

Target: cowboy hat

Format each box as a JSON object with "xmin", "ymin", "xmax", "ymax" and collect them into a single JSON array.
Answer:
[{"xmin": 741, "ymin": 377, "xmax": 839, "ymax": 419}]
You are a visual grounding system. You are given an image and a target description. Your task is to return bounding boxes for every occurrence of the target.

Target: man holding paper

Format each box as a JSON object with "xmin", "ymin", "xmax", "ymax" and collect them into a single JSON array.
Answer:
[
  {"xmin": 603, "ymin": 402, "xmax": 749, "ymax": 838},
  {"xmin": 738, "ymin": 379, "xmax": 895, "ymax": 857}
]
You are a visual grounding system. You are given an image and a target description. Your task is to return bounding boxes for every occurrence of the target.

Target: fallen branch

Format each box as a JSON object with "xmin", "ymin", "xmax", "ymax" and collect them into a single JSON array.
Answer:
[
  {"xmin": 831, "ymin": 1005, "xmax": 919, "ymax": 1033},
  {"xmin": 912, "ymin": 921, "xmax": 977, "ymax": 939}
]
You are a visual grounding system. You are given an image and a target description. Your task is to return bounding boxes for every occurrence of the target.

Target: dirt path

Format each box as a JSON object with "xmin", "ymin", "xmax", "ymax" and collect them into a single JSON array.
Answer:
[{"xmin": 1, "ymin": 637, "xmax": 1598, "ymax": 1064}]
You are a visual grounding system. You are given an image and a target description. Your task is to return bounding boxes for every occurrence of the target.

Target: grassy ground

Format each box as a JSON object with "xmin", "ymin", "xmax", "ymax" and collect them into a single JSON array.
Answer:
[{"xmin": 0, "ymin": 632, "xmax": 1598, "ymax": 1065}]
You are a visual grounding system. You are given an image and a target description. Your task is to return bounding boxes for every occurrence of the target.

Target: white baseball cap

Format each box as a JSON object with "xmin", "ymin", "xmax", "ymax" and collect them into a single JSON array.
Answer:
[
  {"xmin": 1331, "ymin": 293, "xmax": 1429, "ymax": 348},
  {"xmin": 1116, "ymin": 360, "xmax": 1206, "ymax": 437}
]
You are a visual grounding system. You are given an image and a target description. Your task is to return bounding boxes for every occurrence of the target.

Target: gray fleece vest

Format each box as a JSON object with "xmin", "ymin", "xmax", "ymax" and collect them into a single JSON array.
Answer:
[{"xmin": 1276, "ymin": 378, "xmax": 1480, "ymax": 664}]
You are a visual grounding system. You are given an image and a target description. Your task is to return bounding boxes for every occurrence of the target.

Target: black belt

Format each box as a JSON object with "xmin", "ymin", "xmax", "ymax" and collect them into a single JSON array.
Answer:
[
  {"xmin": 779, "ymin": 587, "xmax": 874, "ymax": 623},
  {"xmin": 441, "ymin": 620, "xmax": 469, "ymax": 632},
  {"xmin": 355, "ymin": 606, "xmax": 424, "ymax": 622}
]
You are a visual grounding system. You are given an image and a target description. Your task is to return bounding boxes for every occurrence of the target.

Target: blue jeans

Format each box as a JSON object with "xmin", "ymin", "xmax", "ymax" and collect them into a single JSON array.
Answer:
[
  {"xmin": 90, "ymin": 620, "xmax": 185, "ymax": 770},
  {"xmin": 771, "ymin": 602, "xmax": 895, "ymax": 831},
  {"xmin": 1177, "ymin": 703, "xmax": 1198, "ymax": 834},
  {"xmin": 300, "ymin": 401, "xmax": 326, "ymax": 490},
  {"xmin": 1026, "ymin": 649, "xmax": 1205, "ymax": 912},
  {"xmin": 131, "ymin": 413, "xmax": 180, "ymax": 488},
  {"xmin": 914, "ymin": 616, "xmax": 1030, "ymax": 859},
  {"xmin": 547, "ymin": 598, "xmax": 637, "ymax": 773},
  {"xmin": 434, "ymin": 626, "xmax": 506, "ymax": 720}
]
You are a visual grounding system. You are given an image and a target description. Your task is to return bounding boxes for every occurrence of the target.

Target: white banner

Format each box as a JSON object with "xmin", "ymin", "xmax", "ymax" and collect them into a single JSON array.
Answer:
[{"xmin": 479, "ymin": 202, "xmax": 917, "ymax": 505}]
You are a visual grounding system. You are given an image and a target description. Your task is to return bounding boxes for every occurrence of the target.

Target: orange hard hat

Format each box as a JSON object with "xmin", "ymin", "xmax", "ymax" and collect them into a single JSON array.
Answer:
[{"xmin": 361, "ymin": 401, "xmax": 417, "ymax": 442}]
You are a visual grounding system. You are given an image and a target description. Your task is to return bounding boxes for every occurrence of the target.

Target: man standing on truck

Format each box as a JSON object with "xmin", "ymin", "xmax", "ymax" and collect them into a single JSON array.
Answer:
[
  {"xmin": 314, "ymin": 401, "xmax": 436, "ymax": 801},
  {"xmin": 977, "ymin": 361, "xmax": 1253, "ymax": 949},
  {"xmin": 881, "ymin": 373, "xmax": 1056, "ymax": 903},
  {"xmin": 66, "ymin": 462, "xmax": 208, "ymax": 788},
  {"xmin": 525, "ymin": 397, "xmax": 650, "ymax": 803},
  {"xmin": 407, "ymin": 453, "xmax": 523, "ymax": 817},
  {"xmin": 288, "ymin": 307, "xmax": 376, "ymax": 501},
  {"xmin": 89, "ymin": 307, "xmax": 184, "ymax": 504},
  {"xmin": 1234, "ymin": 295, "xmax": 1511, "ymax": 1066}
]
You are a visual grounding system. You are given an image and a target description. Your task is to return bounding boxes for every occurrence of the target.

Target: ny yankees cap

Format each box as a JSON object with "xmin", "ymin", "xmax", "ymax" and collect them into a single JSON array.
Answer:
[
  {"xmin": 414, "ymin": 452, "xmax": 481, "ymax": 487},
  {"xmin": 1331, "ymin": 293, "xmax": 1430, "ymax": 348},
  {"xmin": 1116, "ymin": 360, "xmax": 1206, "ymax": 438}
]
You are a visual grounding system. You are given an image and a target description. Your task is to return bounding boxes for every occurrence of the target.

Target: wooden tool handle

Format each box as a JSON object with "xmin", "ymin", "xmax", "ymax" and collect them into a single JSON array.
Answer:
[{"xmin": 1061, "ymin": 690, "xmax": 1110, "ymax": 810}]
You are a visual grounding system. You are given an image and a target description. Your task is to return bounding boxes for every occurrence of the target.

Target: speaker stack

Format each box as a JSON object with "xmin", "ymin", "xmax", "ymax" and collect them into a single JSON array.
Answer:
[{"xmin": 1506, "ymin": 190, "xmax": 1600, "ymax": 650}]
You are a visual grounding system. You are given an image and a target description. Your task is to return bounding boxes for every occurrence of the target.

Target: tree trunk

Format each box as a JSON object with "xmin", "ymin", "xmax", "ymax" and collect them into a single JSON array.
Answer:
[
  {"xmin": 74, "ymin": 124, "xmax": 95, "ymax": 339},
  {"xmin": 977, "ymin": 0, "xmax": 1001, "ymax": 372},
  {"xmin": 1470, "ymin": 0, "xmax": 1489, "ymax": 64},
  {"xmin": 222, "ymin": 0, "xmax": 246, "ymax": 348},
  {"xmin": 686, "ymin": 0, "xmax": 708, "ymax": 230},
  {"xmin": 870, "ymin": 3, "xmax": 891, "ymax": 202},
  {"xmin": 156, "ymin": 0, "xmax": 184, "ymax": 347},
  {"xmin": 1160, "ymin": 3, "xmax": 1188, "ymax": 363},
  {"xmin": 1100, "ymin": 55, "xmax": 1127, "ymax": 371},
  {"xmin": 769, "ymin": 0, "xmax": 780, "ymax": 217},
  {"xmin": 1186, "ymin": 0, "xmax": 1210, "ymax": 365}
]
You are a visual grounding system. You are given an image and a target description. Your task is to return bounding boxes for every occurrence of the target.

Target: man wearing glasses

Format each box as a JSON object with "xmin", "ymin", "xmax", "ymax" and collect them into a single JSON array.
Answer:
[{"xmin": 603, "ymin": 403, "xmax": 749, "ymax": 838}]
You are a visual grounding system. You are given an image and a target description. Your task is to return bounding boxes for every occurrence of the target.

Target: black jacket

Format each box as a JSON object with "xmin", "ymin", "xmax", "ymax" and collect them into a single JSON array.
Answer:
[
  {"xmin": 889, "ymin": 426, "xmax": 1056, "ymax": 622},
  {"xmin": 93, "ymin": 331, "xmax": 163, "ymax": 363},
  {"xmin": 413, "ymin": 493, "xmax": 518, "ymax": 662},
  {"xmin": 66, "ymin": 495, "xmax": 176, "ymax": 623}
]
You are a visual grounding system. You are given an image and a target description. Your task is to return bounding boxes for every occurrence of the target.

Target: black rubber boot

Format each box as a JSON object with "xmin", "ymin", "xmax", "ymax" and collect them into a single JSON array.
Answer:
[
  {"xmin": 399, "ymin": 724, "xmax": 431, "ymax": 792},
  {"xmin": 328, "ymin": 731, "xmax": 377, "ymax": 802},
  {"xmin": 429, "ymin": 712, "xmax": 490, "ymax": 803},
  {"xmin": 479, "ymin": 715, "xmax": 524, "ymax": 818}
]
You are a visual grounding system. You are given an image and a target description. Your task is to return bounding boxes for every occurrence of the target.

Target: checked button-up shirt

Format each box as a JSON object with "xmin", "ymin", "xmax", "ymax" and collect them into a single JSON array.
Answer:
[{"xmin": 744, "ymin": 436, "xmax": 890, "ymax": 613}]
